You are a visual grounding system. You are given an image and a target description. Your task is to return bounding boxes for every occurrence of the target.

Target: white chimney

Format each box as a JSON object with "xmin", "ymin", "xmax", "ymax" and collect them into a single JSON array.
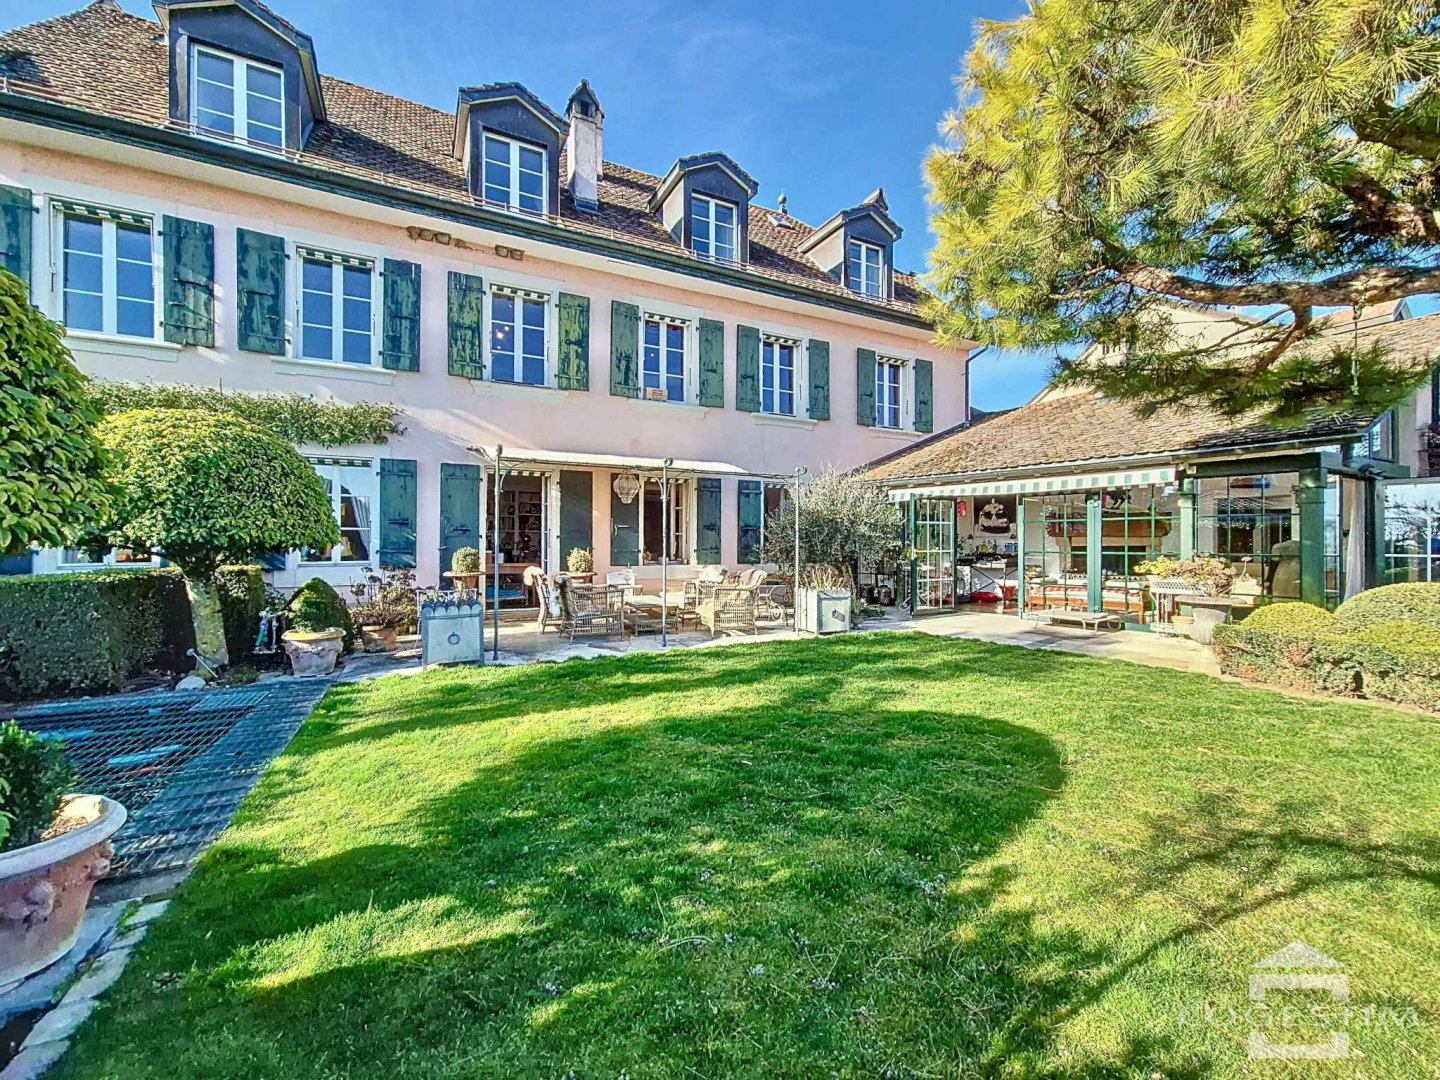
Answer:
[{"xmin": 564, "ymin": 80, "xmax": 603, "ymax": 212}]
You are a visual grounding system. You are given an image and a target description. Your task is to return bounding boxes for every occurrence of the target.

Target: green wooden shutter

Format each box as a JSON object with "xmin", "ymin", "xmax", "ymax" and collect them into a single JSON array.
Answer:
[
  {"xmin": 808, "ymin": 338, "xmax": 830, "ymax": 421},
  {"xmin": 914, "ymin": 357, "xmax": 934, "ymax": 433},
  {"xmin": 377, "ymin": 458, "xmax": 418, "ymax": 569},
  {"xmin": 236, "ymin": 228, "xmax": 287, "ymax": 354},
  {"xmin": 735, "ymin": 324, "xmax": 760, "ymax": 413},
  {"xmin": 610, "ymin": 474, "xmax": 640, "ymax": 566},
  {"xmin": 610, "ymin": 300, "xmax": 639, "ymax": 398},
  {"xmin": 439, "ymin": 462, "xmax": 481, "ymax": 572},
  {"xmin": 558, "ymin": 470, "xmax": 593, "ymax": 560},
  {"xmin": 0, "ymin": 184, "xmax": 32, "ymax": 287},
  {"xmin": 162, "ymin": 216, "xmax": 214, "ymax": 347},
  {"xmin": 447, "ymin": 271, "xmax": 485, "ymax": 379},
  {"xmin": 381, "ymin": 258, "xmax": 421, "ymax": 372},
  {"xmin": 856, "ymin": 347, "xmax": 877, "ymax": 427},
  {"xmin": 697, "ymin": 318, "xmax": 725, "ymax": 408},
  {"xmin": 556, "ymin": 293, "xmax": 590, "ymax": 390},
  {"xmin": 738, "ymin": 480, "xmax": 763, "ymax": 564},
  {"xmin": 696, "ymin": 477, "xmax": 722, "ymax": 565}
]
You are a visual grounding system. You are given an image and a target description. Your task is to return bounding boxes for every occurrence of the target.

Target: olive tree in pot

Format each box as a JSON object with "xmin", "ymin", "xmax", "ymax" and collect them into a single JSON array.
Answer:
[
  {"xmin": 758, "ymin": 468, "xmax": 901, "ymax": 633},
  {"xmin": 95, "ymin": 409, "xmax": 338, "ymax": 673},
  {"xmin": 0, "ymin": 723, "xmax": 126, "ymax": 988}
]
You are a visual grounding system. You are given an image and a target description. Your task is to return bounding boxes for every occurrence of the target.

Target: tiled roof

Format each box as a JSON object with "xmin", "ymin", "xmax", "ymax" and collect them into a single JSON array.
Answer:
[
  {"xmin": 866, "ymin": 313, "xmax": 1440, "ymax": 484},
  {"xmin": 0, "ymin": 2, "xmax": 923, "ymax": 315}
]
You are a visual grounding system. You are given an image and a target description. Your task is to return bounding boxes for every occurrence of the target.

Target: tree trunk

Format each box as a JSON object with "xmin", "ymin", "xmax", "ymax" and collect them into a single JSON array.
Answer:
[{"xmin": 186, "ymin": 576, "xmax": 230, "ymax": 673}]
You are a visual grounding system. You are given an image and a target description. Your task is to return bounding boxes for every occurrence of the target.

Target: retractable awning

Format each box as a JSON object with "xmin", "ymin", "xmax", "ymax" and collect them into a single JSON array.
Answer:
[
  {"xmin": 888, "ymin": 465, "xmax": 1179, "ymax": 502},
  {"xmin": 467, "ymin": 446, "xmax": 761, "ymax": 478}
]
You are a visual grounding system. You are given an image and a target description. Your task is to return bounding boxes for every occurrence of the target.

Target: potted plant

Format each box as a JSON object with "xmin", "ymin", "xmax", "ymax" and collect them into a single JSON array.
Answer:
[
  {"xmin": 795, "ymin": 565, "xmax": 853, "ymax": 635},
  {"xmin": 0, "ymin": 723, "xmax": 127, "ymax": 989},
  {"xmin": 1134, "ymin": 556, "xmax": 1236, "ymax": 596},
  {"xmin": 565, "ymin": 547, "xmax": 595, "ymax": 582},
  {"xmin": 349, "ymin": 570, "xmax": 418, "ymax": 653},
  {"xmin": 281, "ymin": 578, "xmax": 354, "ymax": 676}
]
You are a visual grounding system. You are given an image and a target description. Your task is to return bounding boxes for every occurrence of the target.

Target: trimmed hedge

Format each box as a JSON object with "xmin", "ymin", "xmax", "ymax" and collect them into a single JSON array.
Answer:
[
  {"xmin": 215, "ymin": 565, "xmax": 265, "ymax": 663},
  {"xmin": 1334, "ymin": 583, "xmax": 1440, "ymax": 633},
  {"xmin": 1215, "ymin": 597, "xmax": 1440, "ymax": 712},
  {"xmin": 0, "ymin": 568, "xmax": 195, "ymax": 701},
  {"xmin": 289, "ymin": 577, "xmax": 356, "ymax": 651}
]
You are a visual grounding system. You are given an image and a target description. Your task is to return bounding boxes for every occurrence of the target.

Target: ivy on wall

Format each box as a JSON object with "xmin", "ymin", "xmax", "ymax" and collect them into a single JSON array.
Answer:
[{"xmin": 88, "ymin": 382, "xmax": 403, "ymax": 447}]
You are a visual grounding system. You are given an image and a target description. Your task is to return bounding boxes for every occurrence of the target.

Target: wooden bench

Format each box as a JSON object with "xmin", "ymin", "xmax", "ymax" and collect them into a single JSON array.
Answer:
[{"xmin": 1037, "ymin": 608, "xmax": 1122, "ymax": 632}]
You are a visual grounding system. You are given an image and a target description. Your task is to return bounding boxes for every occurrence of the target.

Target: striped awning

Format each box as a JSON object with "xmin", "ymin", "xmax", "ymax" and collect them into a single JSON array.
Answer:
[
  {"xmin": 762, "ymin": 332, "xmax": 802, "ymax": 347},
  {"xmin": 492, "ymin": 284, "xmax": 549, "ymax": 301},
  {"xmin": 53, "ymin": 199, "xmax": 151, "ymax": 226},
  {"xmin": 307, "ymin": 456, "xmax": 371, "ymax": 468},
  {"xmin": 889, "ymin": 466, "xmax": 1178, "ymax": 502},
  {"xmin": 643, "ymin": 309, "xmax": 692, "ymax": 325},
  {"xmin": 297, "ymin": 246, "xmax": 373, "ymax": 269}
]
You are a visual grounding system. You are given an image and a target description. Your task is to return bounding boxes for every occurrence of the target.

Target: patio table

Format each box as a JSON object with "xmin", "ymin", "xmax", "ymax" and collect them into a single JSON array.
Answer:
[{"xmin": 627, "ymin": 591, "xmax": 687, "ymax": 611}]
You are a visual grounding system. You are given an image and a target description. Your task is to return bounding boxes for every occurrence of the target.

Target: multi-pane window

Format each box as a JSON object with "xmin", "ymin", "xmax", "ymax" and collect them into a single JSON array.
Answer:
[
  {"xmin": 759, "ymin": 482, "xmax": 790, "ymax": 552},
  {"xmin": 489, "ymin": 288, "xmax": 547, "ymax": 385},
  {"xmin": 482, "ymin": 134, "xmax": 546, "ymax": 214},
  {"xmin": 848, "ymin": 239, "xmax": 884, "ymax": 298},
  {"xmin": 1362, "ymin": 410, "xmax": 1397, "ymax": 461},
  {"xmin": 876, "ymin": 358, "xmax": 904, "ymax": 428},
  {"xmin": 640, "ymin": 479, "xmax": 690, "ymax": 564},
  {"xmin": 642, "ymin": 315, "xmax": 686, "ymax": 402},
  {"xmin": 303, "ymin": 459, "xmax": 374, "ymax": 564},
  {"xmin": 760, "ymin": 336, "xmax": 796, "ymax": 416},
  {"xmin": 690, "ymin": 194, "xmax": 737, "ymax": 262},
  {"xmin": 300, "ymin": 250, "xmax": 374, "ymax": 365},
  {"xmin": 191, "ymin": 46, "xmax": 284, "ymax": 149},
  {"xmin": 60, "ymin": 208, "xmax": 155, "ymax": 338}
]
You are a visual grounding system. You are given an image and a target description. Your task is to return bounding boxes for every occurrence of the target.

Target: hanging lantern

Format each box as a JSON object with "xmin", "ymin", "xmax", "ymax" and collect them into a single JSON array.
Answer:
[{"xmin": 612, "ymin": 472, "xmax": 642, "ymax": 504}]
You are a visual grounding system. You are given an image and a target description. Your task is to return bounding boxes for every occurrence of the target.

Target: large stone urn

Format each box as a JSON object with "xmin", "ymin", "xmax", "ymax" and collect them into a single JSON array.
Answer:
[
  {"xmin": 282, "ymin": 628, "xmax": 345, "ymax": 676},
  {"xmin": 0, "ymin": 794, "xmax": 127, "ymax": 989}
]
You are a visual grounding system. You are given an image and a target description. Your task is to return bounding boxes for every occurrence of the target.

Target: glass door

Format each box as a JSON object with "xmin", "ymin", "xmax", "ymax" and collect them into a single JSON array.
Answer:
[
  {"xmin": 1021, "ymin": 494, "xmax": 1089, "ymax": 615},
  {"xmin": 913, "ymin": 498, "xmax": 956, "ymax": 610}
]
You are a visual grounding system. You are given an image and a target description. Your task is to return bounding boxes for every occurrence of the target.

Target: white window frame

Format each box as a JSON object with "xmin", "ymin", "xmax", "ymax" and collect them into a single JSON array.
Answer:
[
  {"xmin": 760, "ymin": 334, "xmax": 800, "ymax": 417},
  {"xmin": 190, "ymin": 44, "xmax": 286, "ymax": 151},
  {"xmin": 637, "ymin": 478, "xmax": 694, "ymax": 565},
  {"xmin": 848, "ymin": 238, "xmax": 885, "ymax": 298},
  {"xmin": 58, "ymin": 545, "xmax": 159, "ymax": 571},
  {"xmin": 480, "ymin": 132, "xmax": 548, "ymax": 215},
  {"xmin": 757, "ymin": 481, "xmax": 791, "ymax": 554},
  {"xmin": 295, "ymin": 250, "xmax": 378, "ymax": 367},
  {"xmin": 484, "ymin": 285, "xmax": 553, "ymax": 387},
  {"xmin": 52, "ymin": 205, "xmax": 161, "ymax": 341},
  {"xmin": 875, "ymin": 356, "xmax": 908, "ymax": 429},
  {"xmin": 639, "ymin": 311, "xmax": 691, "ymax": 404},
  {"xmin": 301, "ymin": 458, "xmax": 378, "ymax": 566},
  {"xmin": 690, "ymin": 194, "xmax": 737, "ymax": 262}
]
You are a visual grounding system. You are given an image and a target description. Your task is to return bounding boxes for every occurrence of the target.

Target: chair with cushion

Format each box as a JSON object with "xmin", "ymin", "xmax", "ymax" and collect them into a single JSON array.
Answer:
[
  {"xmin": 558, "ymin": 577, "xmax": 625, "ymax": 642},
  {"xmin": 605, "ymin": 569, "xmax": 637, "ymax": 607},
  {"xmin": 697, "ymin": 569, "xmax": 766, "ymax": 637},
  {"xmin": 681, "ymin": 566, "xmax": 728, "ymax": 628},
  {"xmin": 524, "ymin": 566, "xmax": 565, "ymax": 634}
]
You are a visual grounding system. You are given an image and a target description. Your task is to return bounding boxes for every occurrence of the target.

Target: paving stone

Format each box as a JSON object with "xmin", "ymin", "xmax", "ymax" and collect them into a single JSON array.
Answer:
[
  {"xmin": 63, "ymin": 948, "xmax": 132, "ymax": 1002},
  {"xmin": 0, "ymin": 1039, "xmax": 70, "ymax": 1080},
  {"xmin": 125, "ymin": 900, "xmax": 170, "ymax": 928},
  {"xmin": 110, "ymin": 924, "xmax": 149, "ymax": 951},
  {"xmin": 0, "ymin": 903, "xmax": 126, "ymax": 1021},
  {"xmin": 22, "ymin": 998, "xmax": 96, "ymax": 1047}
]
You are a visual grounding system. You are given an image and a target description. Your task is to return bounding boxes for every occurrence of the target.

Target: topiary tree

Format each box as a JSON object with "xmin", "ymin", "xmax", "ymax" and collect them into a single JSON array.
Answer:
[
  {"xmin": 97, "ymin": 409, "xmax": 338, "ymax": 669},
  {"xmin": 1242, "ymin": 602, "xmax": 1338, "ymax": 637},
  {"xmin": 0, "ymin": 267, "xmax": 109, "ymax": 555},
  {"xmin": 1334, "ymin": 583, "xmax": 1440, "ymax": 633},
  {"xmin": 758, "ymin": 468, "xmax": 900, "ymax": 583},
  {"xmin": 288, "ymin": 577, "xmax": 357, "ymax": 652}
]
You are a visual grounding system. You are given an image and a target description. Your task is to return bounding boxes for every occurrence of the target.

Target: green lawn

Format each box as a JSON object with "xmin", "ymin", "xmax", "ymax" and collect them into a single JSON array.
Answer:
[{"xmin": 57, "ymin": 634, "xmax": 1439, "ymax": 1078}]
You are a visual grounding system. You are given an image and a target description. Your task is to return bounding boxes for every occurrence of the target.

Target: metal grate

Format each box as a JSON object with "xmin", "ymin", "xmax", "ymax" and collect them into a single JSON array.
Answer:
[{"xmin": 4, "ymin": 682, "xmax": 327, "ymax": 879}]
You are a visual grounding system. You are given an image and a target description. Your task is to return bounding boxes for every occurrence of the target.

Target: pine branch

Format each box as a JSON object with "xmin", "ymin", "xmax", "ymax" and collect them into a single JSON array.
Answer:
[
  {"xmin": 1353, "ymin": 102, "xmax": 1440, "ymax": 161},
  {"xmin": 1114, "ymin": 263, "xmax": 1440, "ymax": 308}
]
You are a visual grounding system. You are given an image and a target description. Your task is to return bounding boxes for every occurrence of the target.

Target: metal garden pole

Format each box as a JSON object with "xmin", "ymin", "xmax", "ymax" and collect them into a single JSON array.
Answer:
[
  {"xmin": 792, "ymin": 466, "xmax": 807, "ymax": 630},
  {"xmin": 491, "ymin": 446, "xmax": 504, "ymax": 662},
  {"xmin": 660, "ymin": 457, "xmax": 673, "ymax": 648}
]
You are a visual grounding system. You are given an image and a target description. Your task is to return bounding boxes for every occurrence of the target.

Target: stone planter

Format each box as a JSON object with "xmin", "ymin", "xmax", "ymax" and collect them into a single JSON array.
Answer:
[
  {"xmin": 0, "ymin": 794, "xmax": 127, "ymax": 989},
  {"xmin": 281, "ymin": 628, "xmax": 345, "ymax": 676},
  {"xmin": 359, "ymin": 625, "xmax": 400, "ymax": 653}
]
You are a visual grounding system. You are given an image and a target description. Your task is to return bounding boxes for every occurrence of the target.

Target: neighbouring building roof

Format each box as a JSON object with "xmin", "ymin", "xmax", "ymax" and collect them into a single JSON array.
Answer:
[
  {"xmin": 866, "ymin": 312, "xmax": 1440, "ymax": 485},
  {"xmin": 0, "ymin": 2, "xmax": 924, "ymax": 314}
]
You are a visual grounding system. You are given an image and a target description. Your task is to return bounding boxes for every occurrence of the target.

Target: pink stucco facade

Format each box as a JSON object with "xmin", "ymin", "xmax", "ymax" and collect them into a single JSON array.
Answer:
[{"xmin": 1, "ymin": 126, "xmax": 966, "ymax": 589}]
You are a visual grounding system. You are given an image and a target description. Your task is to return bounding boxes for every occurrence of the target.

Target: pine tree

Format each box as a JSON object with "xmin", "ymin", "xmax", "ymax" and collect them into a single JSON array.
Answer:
[{"xmin": 926, "ymin": 0, "xmax": 1440, "ymax": 421}]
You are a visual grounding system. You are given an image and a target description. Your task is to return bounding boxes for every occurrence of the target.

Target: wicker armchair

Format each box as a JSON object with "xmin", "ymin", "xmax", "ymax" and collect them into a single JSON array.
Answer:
[
  {"xmin": 525, "ymin": 566, "xmax": 565, "ymax": 633},
  {"xmin": 680, "ymin": 566, "xmax": 728, "ymax": 628},
  {"xmin": 697, "ymin": 569, "xmax": 766, "ymax": 637},
  {"xmin": 557, "ymin": 578, "xmax": 625, "ymax": 641}
]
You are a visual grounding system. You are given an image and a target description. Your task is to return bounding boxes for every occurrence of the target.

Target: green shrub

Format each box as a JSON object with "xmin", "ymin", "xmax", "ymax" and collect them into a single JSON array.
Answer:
[
  {"xmin": 289, "ymin": 578, "xmax": 356, "ymax": 650},
  {"xmin": 0, "ymin": 568, "xmax": 195, "ymax": 700},
  {"xmin": 215, "ymin": 565, "xmax": 266, "ymax": 663},
  {"xmin": 1212, "ymin": 621, "xmax": 1345, "ymax": 695},
  {"xmin": 451, "ymin": 547, "xmax": 480, "ymax": 575},
  {"xmin": 0, "ymin": 721, "xmax": 76, "ymax": 852},
  {"xmin": 1335, "ymin": 583, "xmax": 1440, "ymax": 633},
  {"xmin": 1240, "ymin": 602, "xmax": 1338, "ymax": 635},
  {"xmin": 1345, "ymin": 619, "xmax": 1440, "ymax": 651}
]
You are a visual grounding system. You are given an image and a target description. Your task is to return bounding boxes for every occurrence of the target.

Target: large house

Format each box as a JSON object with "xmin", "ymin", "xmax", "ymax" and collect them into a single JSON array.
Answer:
[
  {"xmin": 0, "ymin": 0, "xmax": 968, "ymax": 593},
  {"xmin": 865, "ymin": 302, "xmax": 1440, "ymax": 622}
]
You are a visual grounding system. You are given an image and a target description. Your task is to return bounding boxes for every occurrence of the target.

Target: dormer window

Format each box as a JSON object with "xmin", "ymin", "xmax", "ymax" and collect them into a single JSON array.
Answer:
[
  {"xmin": 690, "ymin": 194, "xmax": 737, "ymax": 262},
  {"xmin": 848, "ymin": 239, "xmax": 884, "ymax": 299},
  {"xmin": 191, "ymin": 46, "xmax": 285, "ymax": 150},
  {"xmin": 482, "ymin": 133, "xmax": 546, "ymax": 215}
]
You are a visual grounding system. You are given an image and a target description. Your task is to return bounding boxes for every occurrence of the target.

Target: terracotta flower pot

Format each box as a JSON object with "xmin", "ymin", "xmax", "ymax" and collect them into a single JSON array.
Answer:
[
  {"xmin": 281, "ymin": 628, "xmax": 345, "ymax": 677},
  {"xmin": 0, "ymin": 794, "xmax": 127, "ymax": 989},
  {"xmin": 360, "ymin": 625, "xmax": 399, "ymax": 653}
]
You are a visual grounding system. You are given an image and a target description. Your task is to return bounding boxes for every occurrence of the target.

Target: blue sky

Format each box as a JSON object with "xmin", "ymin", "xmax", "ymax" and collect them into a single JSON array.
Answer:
[{"xmin": 10, "ymin": 0, "xmax": 1062, "ymax": 409}]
